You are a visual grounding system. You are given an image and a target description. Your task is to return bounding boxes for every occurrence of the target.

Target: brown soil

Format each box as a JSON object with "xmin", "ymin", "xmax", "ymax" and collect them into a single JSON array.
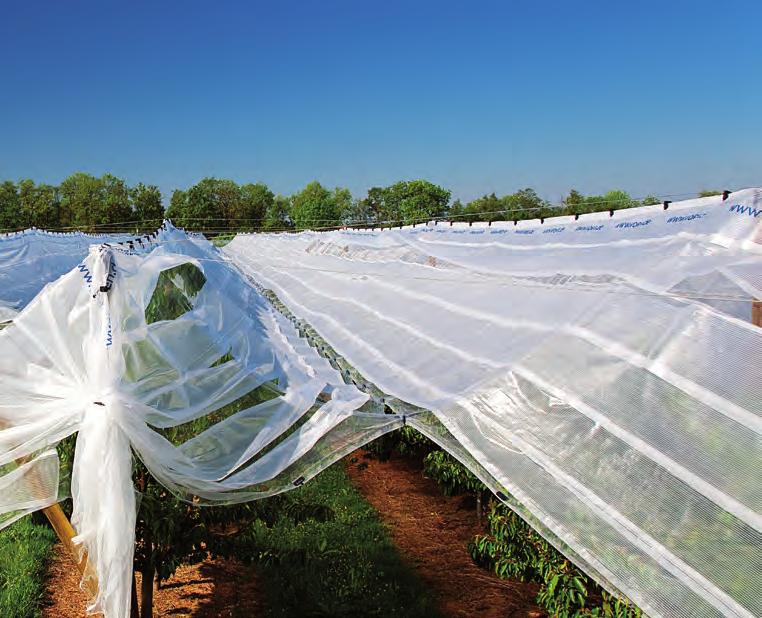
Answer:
[
  {"xmin": 43, "ymin": 449, "xmax": 543, "ymax": 617},
  {"xmin": 43, "ymin": 545, "xmax": 264, "ymax": 617},
  {"xmin": 346, "ymin": 450, "xmax": 545, "ymax": 618}
]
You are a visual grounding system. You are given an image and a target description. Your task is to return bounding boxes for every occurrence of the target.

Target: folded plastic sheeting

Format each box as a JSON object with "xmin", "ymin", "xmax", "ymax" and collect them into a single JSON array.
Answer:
[
  {"xmin": 224, "ymin": 189, "xmax": 762, "ymax": 618},
  {"xmin": 0, "ymin": 229, "xmax": 131, "ymax": 321},
  {"xmin": 0, "ymin": 224, "xmax": 394, "ymax": 618}
]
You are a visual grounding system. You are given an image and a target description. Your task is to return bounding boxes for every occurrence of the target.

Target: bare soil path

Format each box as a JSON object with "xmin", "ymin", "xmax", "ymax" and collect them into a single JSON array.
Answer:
[
  {"xmin": 346, "ymin": 450, "xmax": 545, "ymax": 618},
  {"xmin": 43, "ymin": 448, "xmax": 543, "ymax": 617},
  {"xmin": 43, "ymin": 544, "xmax": 264, "ymax": 617}
]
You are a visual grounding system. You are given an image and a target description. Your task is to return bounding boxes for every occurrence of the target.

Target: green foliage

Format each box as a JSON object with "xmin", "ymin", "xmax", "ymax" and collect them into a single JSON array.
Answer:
[
  {"xmin": 459, "ymin": 187, "xmax": 550, "ymax": 222},
  {"xmin": 453, "ymin": 187, "xmax": 649, "ymax": 225},
  {"xmin": 0, "ymin": 173, "xmax": 167, "ymax": 232},
  {"xmin": 130, "ymin": 183, "xmax": 164, "ymax": 230},
  {"xmin": 166, "ymin": 189, "xmax": 188, "ymax": 226},
  {"xmin": 0, "ymin": 180, "xmax": 22, "ymax": 231},
  {"xmin": 166, "ymin": 178, "xmax": 281, "ymax": 232},
  {"xmin": 238, "ymin": 182, "xmax": 274, "ymax": 230},
  {"xmin": 0, "ymin": 173, "xmax": 693, "ymax": 234},
  {"xmin": 641, "ymin": 194, "xmax": 660, "ymax": 206},
  {"xmin": 370, "ymin": 422, "xmax": 643, "ymax": 617},
  {"xmin": 0, "ymin": 517, "xmax": 57, "ymax": 618},
  {"xmin": 223, "ymin": 463, "xmax": 442, "ymax": 618},
  {"xmin": 460, "ymin": 192, "xmax": 503, "ymax": 222},
  {"xmin": 559, "ymin": 188, "xmax": 640, "ymax": 216},
  {"xmin": 59, "ymin": 172, "xmax": 99, "ymax": 228},
  {"xmin": 332, "ymin": 186, "xmax": 353, "ymax": 223},
  {"xmin": 263, "ymin": 195, "xmax": 293, "ymax": 230},
  {"xmin": 144, "ymin": 263, "xmax": 207, "ymax": 324},
  {"xmin": 18, "ymin": 180, "xmax": 60, "ymax": 229},
  {"xmin": 591, "ymin": 591, "xmax": 647, "ymax": 618},
  {"xmin": 698, "ymin": 189, "xmax": 722, "ymax": 197},
  {"xmin": 366, "ymin": 428, "xmax": 485, "ymax": 498},
  {"xmin": 448, "ymin": 198, "xmax": 464, "ymax": 220},
  {"xmin": 423, "ymin": 450, "xmax": 485, "ymax": 496},
  {"xmin": 471, "ymin": 502, "xmax": 641, "ymax": 617},
  {"xmin": 361, "ymin": 180, "xmax": 450, "ymax": 226},
  {"xmin": 340, "ymin": 194, "xmax": 374, "ymax": 225},
  {"xmin": 290, "ymin": 181, "xmax": 346, "ymax": 230},
  {"xmin": 59, "ymin": 172, "xmax": 133, "ymax": 229},
  {"xmin": 364, "ymin": 424, "xmax": 433, "ymax": 459},
  {"xmin": 167, "ymin": 177, "xmax": 234, "ymax": 231}
]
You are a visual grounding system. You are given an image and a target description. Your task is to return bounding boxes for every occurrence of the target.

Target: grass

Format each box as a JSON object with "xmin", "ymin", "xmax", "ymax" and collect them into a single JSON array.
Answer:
[
  {"xmin": 217, "ymin": 459, "xmax": 442, "ymax": 618},
  {"xmin": 0, "ymin": 516, "xmax": 57, "ymax": 618}
]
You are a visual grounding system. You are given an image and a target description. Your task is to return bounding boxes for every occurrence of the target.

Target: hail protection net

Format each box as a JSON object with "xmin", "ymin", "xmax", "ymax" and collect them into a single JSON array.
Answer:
[
  {"xmin": 223, "ymin": 189, "xmax": 762, "ymax": 618},
  {"xmin": 0, "ymin": 224, "xmax": 396, "ymax": 618},
  {"xmin": 0, "ymin": 229, "xmax": 132, "ymax": 321}
]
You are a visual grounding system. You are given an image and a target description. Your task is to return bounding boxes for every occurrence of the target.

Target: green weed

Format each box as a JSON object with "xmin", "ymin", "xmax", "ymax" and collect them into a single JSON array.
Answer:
[
  {"xmin": 224, "ymin": 462, "xmax": 442, "ymax": 618},
  {"xmin": 0, "ymin": 517, "xmax": 57, "ymax": 618}
]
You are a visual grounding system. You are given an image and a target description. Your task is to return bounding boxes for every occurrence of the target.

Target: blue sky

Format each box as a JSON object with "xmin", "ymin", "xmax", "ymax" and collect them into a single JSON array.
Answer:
[{"xmin": 1, "ymin": 1, "xmax": 760, "ymax": 204}]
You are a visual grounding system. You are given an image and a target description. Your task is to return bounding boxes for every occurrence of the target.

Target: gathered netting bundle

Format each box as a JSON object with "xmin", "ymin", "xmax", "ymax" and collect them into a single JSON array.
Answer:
[
  {"xmin": 223, "ymin": 189, "xmax": 762, "ymax": 618},
  {"xmin": 0, "ymin": 224, "xmax": 396, "ymax": 616}
]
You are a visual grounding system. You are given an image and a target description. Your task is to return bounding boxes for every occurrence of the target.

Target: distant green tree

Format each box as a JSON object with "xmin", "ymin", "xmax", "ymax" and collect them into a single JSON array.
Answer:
[
  {"xmin": 0, "ymin": 181, "xmax": 21, "ymax": 231},
  {"xmin": 397, "ymin": 180, "xmax": 450, "ymax": 224},
  {"xmin": 166, "ymin": 189, "xmax": 188, "ymax": 226},
  {"xmin": 362, "ymin": 180, "xmax": 450, "ymax": 226},
  {"xmin": 212, "ymin": 179, "xmax": 243, "ymax": 229},
  {"xmin": 16, "ymin": 179, "xmax": 35, "ymax": 229},
  {"xmin": 130, "ymin": 183, "xmax": 164, "ymax": 231},
  {"xmin": 507, "ymin": 187, "xmax": 549, "ymax": 219},
  {"xmin": 340, "ymin": 196, "xmax": 374, "ymax": 226},
  {"xmin": 289, "ymin": 181, "xmax": 344, "ymax": 230},
  {"xmin": 59, "ymin": 173, "xmax": 96, "ymax": 228},
  {"xmin": 18, "ymin": 180, "xmax": 60, "ymax": 229},
  {"xmin": 596, "ymin": 189, "xmax": 638, "ymax": 210},
  {"xmin": 357, "ymin": 187, "xmax": 386, "ymax": 224},
  {"xmin": 332, "ymin": 187, "xmax": 353, "ymax": 224},
  {"xmin": 559, "ymin": 188, "xmax": 642, "ymax": 216},
  {"xmin": 698, "ymin": 190, "xmax": 722, "ymax": 197},
  {"xmin": 463, "ymin": 193, "xmax": 502, "ymax": 222},
  {"xmin": 642, "ymin": 195, "xmax": 660, "ymax": 206},
  {"xmin": 562, "ymin": 189, "xmax": 585, "ymax": 212},
  {"xmin": 238, "ymin": 183, "xmax": 274, "ymax": 231},
  {"xmin": 178, "ymin": 178, "xmax": 235, "ymax": 231},
  {"xmin": 99, "ymin": 173, "xmax": 133, "ymax": 227},
  {"xmin": 572, "ymin": 189, "xmax": 638, "ymax": 215},
  {"xmin": 458, "ymin": 188, "xmax": 552, "ymax": 223},
  {"xmin": 448, "ymin": 199, "xmax": 465, "ymax": 221},
  {"xmin": 263, "ymin": 195, "xmax": 293, "ymax": 230}
]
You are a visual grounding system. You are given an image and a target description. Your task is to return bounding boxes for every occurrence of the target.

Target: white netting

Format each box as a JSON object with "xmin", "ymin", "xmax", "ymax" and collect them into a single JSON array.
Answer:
[
  {"xmin": 223, "ymin": 189, "xmax": 762, "ymax": 618},
  {"xmin": 0, "ymin": 228, "xmax": 131, "ymax": 321},
  {"xmin": 0, "ymin": 223, "xmax": 396, "ymax": 617}
]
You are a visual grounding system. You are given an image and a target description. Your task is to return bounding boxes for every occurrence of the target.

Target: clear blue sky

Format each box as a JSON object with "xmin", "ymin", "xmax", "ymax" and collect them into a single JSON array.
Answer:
[{"xmin": 1, "ymin": 1, "xmax": 760, "ymax": 204}]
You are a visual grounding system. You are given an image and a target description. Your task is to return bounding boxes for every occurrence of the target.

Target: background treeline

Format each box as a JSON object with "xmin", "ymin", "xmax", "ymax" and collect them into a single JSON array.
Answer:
[
  {"xmin": 0, "ymin": 173, "xmax": 163, "ymax": 232},
  {"xmin": 0, "ymin": 173, "xmax": 723, "ymax": 233}
]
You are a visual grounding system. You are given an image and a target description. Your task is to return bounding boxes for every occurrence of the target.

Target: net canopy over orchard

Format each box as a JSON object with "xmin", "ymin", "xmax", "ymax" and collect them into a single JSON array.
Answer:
[{"xmin": 1, "ymin": 189, "xmax": 761, "ymax": 618}]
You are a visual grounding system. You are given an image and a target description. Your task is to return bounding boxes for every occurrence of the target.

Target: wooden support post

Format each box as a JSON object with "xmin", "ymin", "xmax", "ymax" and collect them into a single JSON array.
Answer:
[
  {"xmin": 0, "ymin": 417, "xmax": 100, "ymax": 601},
  {"xmin": 752, "ymin": 299, "xmax": 761, "ymax": 327},
  {"xmin": 41, "ymin": 503, "xmax": 99, "ymax": 599}
]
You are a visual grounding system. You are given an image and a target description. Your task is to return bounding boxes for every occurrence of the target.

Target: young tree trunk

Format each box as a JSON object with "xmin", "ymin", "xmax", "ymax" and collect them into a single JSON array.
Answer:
[
  {"xmin": 140, "ymin": 563, "xmax": 155, "ymax": 618},
  {"xmin": 131, "ymin": 572, "xmax": 140, "ymax": 618},
  {"xmin": 476, "ymin": 490, "xmax": 483, "ymax": 526},
  {"xmin": 140, "ymin": 520, "xmax": 155, "ymax": 618}
]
